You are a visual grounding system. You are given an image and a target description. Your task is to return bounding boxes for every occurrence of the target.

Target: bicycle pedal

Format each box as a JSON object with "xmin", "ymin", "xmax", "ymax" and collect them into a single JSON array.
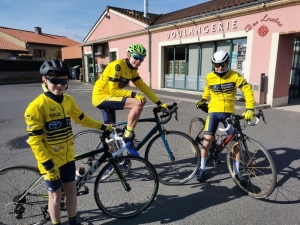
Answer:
[
  {"xmin": 77, "ymin": 190, "xmax": 89, "ymax": 196},
  {"xmin": 213, "ymin": 159, "xmax": 221, "ymax": 167},
  {"xmin": 77, "ymin": 185, "xmax": 89, "ymax": 196}
]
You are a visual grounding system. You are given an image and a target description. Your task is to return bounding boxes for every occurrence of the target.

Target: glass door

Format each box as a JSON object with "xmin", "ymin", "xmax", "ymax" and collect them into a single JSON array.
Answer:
[{"xmin": 289, "ymin": 37, "xmax": 300, "ymax": 102}]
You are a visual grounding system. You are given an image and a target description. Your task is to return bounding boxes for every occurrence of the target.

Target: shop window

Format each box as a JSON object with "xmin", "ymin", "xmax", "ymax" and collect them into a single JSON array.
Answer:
[
  {"xmin": 163, "ymin": 38, "xmax": 247, "ymax": 92},
  {"xmin": 199, "ymin": 42, "xmax": 214, "ymax": 90},
  {"xmin": 186, "ymin": 44, "xmax": 198, "ymax": 90},
  {"xmin": 232, "ymin": 38, "xmax": 247, "ymax": 75}
]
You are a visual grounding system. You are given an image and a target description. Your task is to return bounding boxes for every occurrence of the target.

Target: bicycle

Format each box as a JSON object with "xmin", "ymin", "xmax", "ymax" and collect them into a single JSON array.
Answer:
[
  {"xmin": 0, "ymin": 130, "xmax": 159, "ymax": 224},
  {"xmin": 73, "ymin": 102, "xmax": 201, "ymax": 186},
  {"xmin": 188, "ymin": 104, "xmax": 277, "ymax": 199}
]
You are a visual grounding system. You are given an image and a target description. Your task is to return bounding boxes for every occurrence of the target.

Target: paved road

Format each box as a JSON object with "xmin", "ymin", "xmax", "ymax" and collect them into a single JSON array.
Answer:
[{"xmin": 0, "ymin": 81, "xmax": 299, "ymax": 225}]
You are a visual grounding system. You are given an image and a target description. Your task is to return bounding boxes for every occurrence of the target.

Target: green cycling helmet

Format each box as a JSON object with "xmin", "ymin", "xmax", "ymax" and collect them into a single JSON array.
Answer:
[{"xmin": 127, "ymin": 43, "xmax": 147, "ymax": 57}]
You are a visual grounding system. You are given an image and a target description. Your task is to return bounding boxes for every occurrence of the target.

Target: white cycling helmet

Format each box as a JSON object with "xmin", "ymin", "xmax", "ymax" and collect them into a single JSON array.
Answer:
[{"xmin": 211, "ymin": 50, "xmax": 230, "ymax": 63}]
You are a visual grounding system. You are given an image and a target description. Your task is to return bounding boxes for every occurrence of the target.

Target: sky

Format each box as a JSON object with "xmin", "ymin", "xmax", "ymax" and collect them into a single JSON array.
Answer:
[{"xmin": 0, "ymin": 0, "xmax": 208, "ymax": 42}]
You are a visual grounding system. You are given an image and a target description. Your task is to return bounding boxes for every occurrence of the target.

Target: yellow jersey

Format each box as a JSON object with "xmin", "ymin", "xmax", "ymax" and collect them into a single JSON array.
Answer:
[
  {"xmin": 25, "ymin": 93, "xmax": 103, "ymax": 174},
  {"xmin": 202, "ymin": 70, "xmax": 255, "ymax": 113},
  {"xmin": 92, "ymin": 59, "xmax": 159, "ymax": 107}
]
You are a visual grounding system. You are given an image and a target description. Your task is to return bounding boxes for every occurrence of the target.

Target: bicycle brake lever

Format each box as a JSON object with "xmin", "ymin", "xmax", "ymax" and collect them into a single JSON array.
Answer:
[
  {"xmin": 259, "ymin": 109, "xmax": 267, "ymax": 124},
  {"xmin": 174, "ymin": 107, "xmax": 178, "ymax": 121}
]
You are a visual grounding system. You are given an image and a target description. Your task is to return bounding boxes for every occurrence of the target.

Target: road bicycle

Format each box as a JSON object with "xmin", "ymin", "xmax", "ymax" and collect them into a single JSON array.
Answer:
[
  {"xmin": 0, "ymin": 130, "xmax": 159, "ymax": 224},
  {"xmin": 188, "ymin": 105, "xmax": 277, "ymax": 199},
  {"xmin": 73, "ymin": 102, "xmax": 201, "ymax": 186}
]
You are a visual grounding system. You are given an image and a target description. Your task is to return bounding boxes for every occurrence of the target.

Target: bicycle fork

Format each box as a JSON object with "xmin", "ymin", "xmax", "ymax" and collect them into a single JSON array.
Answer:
[
  {"xmin": 110, "ymin": 159, "xmax": 131, "ymax": 192},
  {"xmin": 159, "ymin": 127, "xmax": 175, "ymax": 161}
]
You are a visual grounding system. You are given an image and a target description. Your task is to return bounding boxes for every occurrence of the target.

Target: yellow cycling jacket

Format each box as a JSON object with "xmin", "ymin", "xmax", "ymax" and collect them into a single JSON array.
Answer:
[
  {"xmin": 202, "ymin": 70, "xmax": 255, "ymax": 113},
  {"xmin": 25, "ymin": 93, "xmax": 103, "ymax": 174},
  {"xmin": 92, "ymin": 59, "xmax": 159, "ymax": 107}
]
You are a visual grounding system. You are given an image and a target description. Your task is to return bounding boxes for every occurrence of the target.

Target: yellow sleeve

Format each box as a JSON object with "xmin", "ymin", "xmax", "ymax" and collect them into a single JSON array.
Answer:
[
  {"xmin": 236, "ymin": 74, "xmax": 255, "ymax": 109},
  {"xmin": 24, "ymin": 102, "xmax": 51, "ymax": 165},
  {"xmin": 202, "ymin": 74, "xmax": 211, "ymax": 100},
  {"xmin": 132, "ymin": 74, "xmax": 160, "ymax": 104},
  {"xmin": 70, "ymin": 96, "xmax": 103, "ymax": 129}
]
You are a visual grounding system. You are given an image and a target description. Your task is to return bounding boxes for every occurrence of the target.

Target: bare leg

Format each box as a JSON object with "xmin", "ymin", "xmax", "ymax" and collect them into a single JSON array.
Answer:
[
  {"xmin": 63, "ymin": 181, "xmax": 77, "ymax": 218},
  {"xmin": 123, "ymin": 98, "xmax": 145, "ymax": 128},
  {"xmin": 48, "ymin": 188, "xmax": 63, "ymax": 223},
  {"xmin": 201, "ymin": 134, "xmax": 214, "ymax": 160}
]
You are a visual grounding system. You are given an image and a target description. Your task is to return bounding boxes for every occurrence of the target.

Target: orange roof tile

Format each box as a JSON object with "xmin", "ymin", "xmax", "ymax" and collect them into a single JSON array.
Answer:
[
  {"xmin": 0, "ymin": 26, "xmax": 79, "ymax": 47},
  {"xmin": 0, "ymin": 37, "xmax": 28, "ymax": 52}
]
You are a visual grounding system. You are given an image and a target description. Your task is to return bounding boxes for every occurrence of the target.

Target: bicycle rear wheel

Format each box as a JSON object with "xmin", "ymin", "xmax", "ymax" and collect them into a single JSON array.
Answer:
[
  {"xmin": 145, "ymin": 131, "xmax": 200, "ymax": 185},
  {"xmin": 0, "ymin": 166, "xmax": 50, "ymax": 225},
  {"xmin": 94, "ymin": 156, "xmax": 159, "ymax": 219},
  {"xmin": 73, "ymin": 130, "xmax": 104, "ymax": 182},
  {"xmin": 226, "ymin": 137, "xmax": 277, "ymax": 198}
]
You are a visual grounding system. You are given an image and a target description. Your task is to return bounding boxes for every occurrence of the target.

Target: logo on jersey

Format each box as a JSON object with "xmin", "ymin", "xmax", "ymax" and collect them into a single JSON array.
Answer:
[
  {"xmin": 115, "ymin": 64, "xmax": 121, "ymax": 71},
  {"xmin": 26, "ymin": 114, "xmax": 33, "ymax": 121},
  {"xmin": 49, "ymin": 121, "xmax": 62, "ymax": 130}
]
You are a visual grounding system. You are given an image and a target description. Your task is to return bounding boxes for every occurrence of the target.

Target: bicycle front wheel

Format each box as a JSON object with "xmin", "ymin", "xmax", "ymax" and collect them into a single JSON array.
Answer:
[
  {"xmin": 94, "ymin": 156, "xmax": 159, "ymax": 219},
  {"xmin": 188, "ymin": 117, "xmax": 205, "ymax": 146},
  {"xmin": 145, "ymin": 131, "xmax": 201, "ymax": 185},
  {"xmin": 226, "ymin": 137, "xmax": 277, "ymax": 198},
  {"xmin": 0, "ymin": 166, "xmax": 50, "ymax": 225}
]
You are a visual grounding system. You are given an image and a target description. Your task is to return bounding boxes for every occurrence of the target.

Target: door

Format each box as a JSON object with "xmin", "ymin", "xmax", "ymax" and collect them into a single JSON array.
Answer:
[
  {"xmin": 87, "ymin": 55, "xmax": 95, "ymax": 83},
  {"xmin": 289, "ymin": 37, "xmax": 300, "ymax": 102}
]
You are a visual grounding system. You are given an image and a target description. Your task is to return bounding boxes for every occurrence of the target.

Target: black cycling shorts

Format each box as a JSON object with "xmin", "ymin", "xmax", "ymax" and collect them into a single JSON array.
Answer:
[{"xmin": 204, "ymin": 112, "xmax": 234, "ymax": 136}]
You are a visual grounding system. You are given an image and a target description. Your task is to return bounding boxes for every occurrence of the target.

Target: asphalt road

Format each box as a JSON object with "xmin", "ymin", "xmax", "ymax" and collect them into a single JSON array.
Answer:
[{"xmin": 0, "ymin": 81, "xmax": 299, "ymax": 225}]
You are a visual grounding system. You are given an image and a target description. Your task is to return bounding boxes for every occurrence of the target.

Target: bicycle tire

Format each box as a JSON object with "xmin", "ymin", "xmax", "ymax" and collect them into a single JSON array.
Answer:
[
  {"xmin": 94, "ymin": 156, "xmax": 159, "ymax": 219},
  {"xmin": 226, "ymin": 137, "xmax": 277, "ymax": 198},
  {"xmin": 0, "ymin": 166, "xmax": 50, "ymax": 225},
  {"xmin": 73, "ymin": 129, "xmax": 103, "ymax": 156},
  {"xmin": 73, "ymin": 130, "xmax": 104, "ymax": 182},
  {"xmin": 145, "ymin": 131, "xmax": 201, "ymax": 185},
  {"xmin": 188, "ymin": 117, "xmax": 205, "ymax": 155}
]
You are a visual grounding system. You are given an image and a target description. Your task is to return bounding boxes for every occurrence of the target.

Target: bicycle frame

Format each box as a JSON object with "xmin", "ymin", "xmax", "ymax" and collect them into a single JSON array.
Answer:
[
  {"xmin": 74, "ymin": 142, "xmax": 131, "ymax": 192},
  {"xmin": 115, "ymin": 116, "xmax": 175, "ymax": 160}
]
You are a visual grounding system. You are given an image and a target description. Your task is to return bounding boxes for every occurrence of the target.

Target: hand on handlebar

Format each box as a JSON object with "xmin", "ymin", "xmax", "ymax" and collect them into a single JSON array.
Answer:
[
  {"xmin": 242, "ymin": 109, "xmax": 254, "ymax": 121},
  {"xmin": 159, "ymin": 102, "xmax": 168, "ymax": 109},
  {"xmin": 196, "ymin": 99, "xmax": 207, "ymax": 109}
]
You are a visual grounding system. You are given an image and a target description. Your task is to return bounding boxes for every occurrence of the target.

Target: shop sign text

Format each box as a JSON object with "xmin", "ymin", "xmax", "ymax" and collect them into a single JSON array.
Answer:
[
  {"xmin": 166, "ymin": 20, "xmax": 237, "ymax": 39},
  {"xmin": 245, "ymin": 14, "xmax": 282, "ymax": 36}
]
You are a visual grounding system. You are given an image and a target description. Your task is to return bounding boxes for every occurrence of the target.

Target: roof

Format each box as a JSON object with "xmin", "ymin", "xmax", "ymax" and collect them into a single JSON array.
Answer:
[
  {"xmin": 107, "ymin": 6, "xmax": 161, "ymax": 25},
  {"xmin": 106, "ymin": 0, "xmax": 260, "ymax": 27},
  {"xmin": 152, "ymin": 0, "xmax": 260, "ymax": 25},
  {"xmin": 0, "ymin": 37, "xmax": 28, "ymax": 52},
  {"xmin": 0, "ymin": 26, "xmax": 79, "ymax": 47}
]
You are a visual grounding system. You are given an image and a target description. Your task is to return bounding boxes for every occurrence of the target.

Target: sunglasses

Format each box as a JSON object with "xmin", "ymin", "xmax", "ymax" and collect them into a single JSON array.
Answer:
[
  {"xmin": 131, "ymin": 53, "xmax": 144, "ymax": 62},
  {"xmin": 213, "ymin": 62, "xmax": 228, "ymax": 68},
  {"xmin": 46, "ymin": 77, "xmax": 68, "ymax": 85}
]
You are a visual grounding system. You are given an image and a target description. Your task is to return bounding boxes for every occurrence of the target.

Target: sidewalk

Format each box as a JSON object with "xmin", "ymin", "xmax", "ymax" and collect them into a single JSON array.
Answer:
[
  {"xmin": 74, "ymin": 80, "xmax": 300, "ymax": 112},
  {"xmin": 123, "ymin": 85, "xmax": 271, "ymax": 111}
]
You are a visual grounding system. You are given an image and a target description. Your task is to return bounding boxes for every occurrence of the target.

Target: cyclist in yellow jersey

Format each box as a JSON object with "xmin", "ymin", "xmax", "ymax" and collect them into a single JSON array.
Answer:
[
  {"xmin": 194, "ymin": 50, "xmax": 255, "ymax": 183},
  {"xmin": 25, "ymin": 60, "xmax": 112, "ymax": 225},
  {"xmin": 92, "ymin": 43, "xmax": 168, "ymax": 150}
]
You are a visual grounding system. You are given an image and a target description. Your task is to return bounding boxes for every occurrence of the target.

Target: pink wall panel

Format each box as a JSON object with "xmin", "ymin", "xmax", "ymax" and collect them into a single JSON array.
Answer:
[{"xmin": 87, "ymin": 12, "xmax": 145, "ymax": 42}]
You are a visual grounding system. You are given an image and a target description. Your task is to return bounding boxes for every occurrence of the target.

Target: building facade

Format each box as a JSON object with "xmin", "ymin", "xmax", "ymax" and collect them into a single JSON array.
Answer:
[{"xmin": 80, "ymin": 0, "xmax": 300, "ymax": 107}]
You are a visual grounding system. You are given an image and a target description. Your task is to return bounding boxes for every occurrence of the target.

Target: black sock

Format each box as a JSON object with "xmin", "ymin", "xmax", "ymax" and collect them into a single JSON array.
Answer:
[{"xmin": 68, "ymin": 214, "xmax": 78, "ymax": 225}]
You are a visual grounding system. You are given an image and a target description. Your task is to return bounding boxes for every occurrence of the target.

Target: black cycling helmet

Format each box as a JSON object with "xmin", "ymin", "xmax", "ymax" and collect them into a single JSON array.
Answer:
[{"xmin": 40, "ymin": 60, "xmax": 70, "ymax": 76}]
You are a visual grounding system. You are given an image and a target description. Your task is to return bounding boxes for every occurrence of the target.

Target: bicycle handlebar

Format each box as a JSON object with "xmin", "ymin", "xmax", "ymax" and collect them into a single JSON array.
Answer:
[
  {"xmin": 153, "ymin": 102, "xmax": 178, "ymax": 124},
  {"xmin": 218, "ymin": 109, "xmax": 266, "ymax": 132}
]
